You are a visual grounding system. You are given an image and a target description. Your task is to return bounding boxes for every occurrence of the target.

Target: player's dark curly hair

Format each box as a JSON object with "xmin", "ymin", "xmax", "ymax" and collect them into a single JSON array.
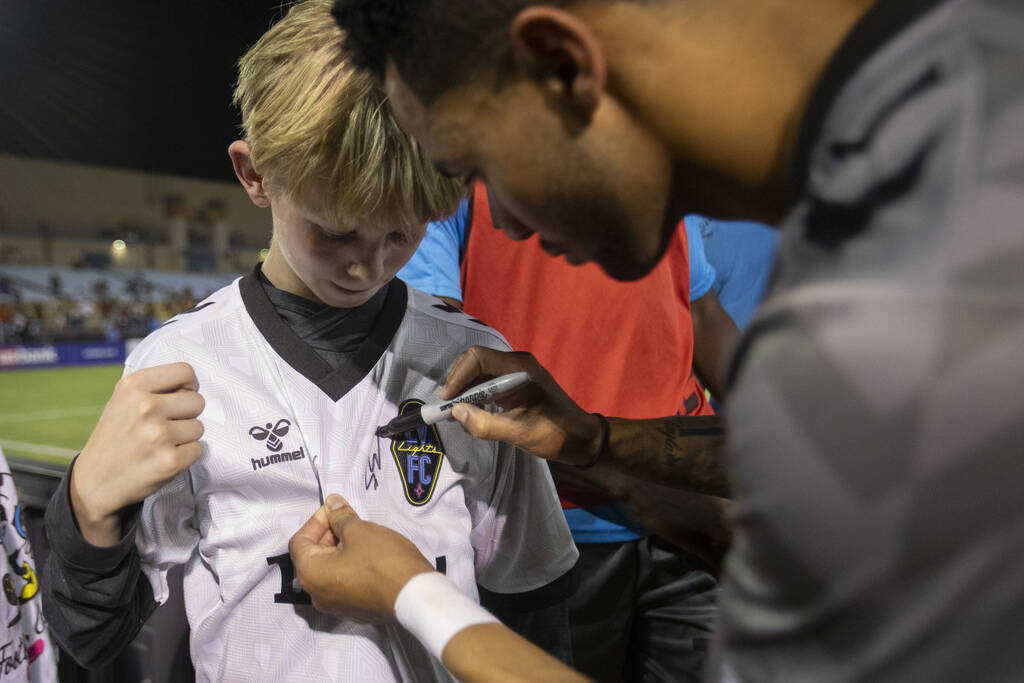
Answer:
[{"xmin": 331, "ymin": 0, "xmax": 580, "ymax": 104}]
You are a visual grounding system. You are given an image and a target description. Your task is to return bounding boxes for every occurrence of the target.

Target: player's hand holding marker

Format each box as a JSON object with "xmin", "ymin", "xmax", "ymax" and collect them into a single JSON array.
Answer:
[
  {"xmin": 441, "ymin": 346, "xmax": 603, "ymax": 467},
  {"xmin": 70, "ymin": 362, "xmax": 205, "ymax": 547}
]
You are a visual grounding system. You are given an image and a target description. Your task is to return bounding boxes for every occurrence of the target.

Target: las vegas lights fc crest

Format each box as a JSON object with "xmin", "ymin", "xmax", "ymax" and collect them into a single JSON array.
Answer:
[{"xmin": 389, "ymin": 399, "xmax": 446, "ymax": 506}]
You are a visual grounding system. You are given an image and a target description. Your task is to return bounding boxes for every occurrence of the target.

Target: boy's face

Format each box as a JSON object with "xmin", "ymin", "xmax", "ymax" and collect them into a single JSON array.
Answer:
[{"xmin": 267, "ymin": 187, "xmax": 423, "ymax": 308}]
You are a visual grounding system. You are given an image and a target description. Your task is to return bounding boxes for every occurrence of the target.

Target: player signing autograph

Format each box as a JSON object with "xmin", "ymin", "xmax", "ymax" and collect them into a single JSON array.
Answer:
[{"xmin": 42, "ymin": 2, "xmax": 578, "ymax": 681}]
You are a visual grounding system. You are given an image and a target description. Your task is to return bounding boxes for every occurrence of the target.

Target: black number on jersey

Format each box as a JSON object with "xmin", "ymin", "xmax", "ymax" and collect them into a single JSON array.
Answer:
[
  {"xmin": 267, "ymin": 553, "xmax": 444, "ymax": 604},
  {"xmin": 266, "ymin": 553, "xmax": 312, "ymax": 605}
]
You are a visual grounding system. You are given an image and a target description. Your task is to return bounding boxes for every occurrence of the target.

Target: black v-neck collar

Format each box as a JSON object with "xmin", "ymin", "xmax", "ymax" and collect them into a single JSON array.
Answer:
[
  {"xmin": 239, "ymin": 264, "xmax": 408, "ymax": 401},
  {"xmin": 788, "ymin": 0, "xmax": 945, "ymax": 206}
]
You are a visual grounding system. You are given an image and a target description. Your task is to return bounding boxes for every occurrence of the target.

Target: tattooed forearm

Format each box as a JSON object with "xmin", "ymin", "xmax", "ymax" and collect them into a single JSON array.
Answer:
[
  {"xmin": 658, "ymin": 417, "xmax": 729, "ymax": 496},
  {"xmin": 596, "ymin": 416, "xmax": 730, "ymax": 497},
  {"xmin": 560, "ymin": 415, "xmax": 730, "ymax": 548}
]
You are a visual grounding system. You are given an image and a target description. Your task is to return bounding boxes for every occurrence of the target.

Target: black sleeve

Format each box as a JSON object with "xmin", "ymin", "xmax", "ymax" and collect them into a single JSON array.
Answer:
[
  {"xmin": 478, "ymin": 561, "xmax": 579, "ymax": 665},
  {"xmin": 41, "ymin": 459, "xmax": 159, "ymax": 668}
]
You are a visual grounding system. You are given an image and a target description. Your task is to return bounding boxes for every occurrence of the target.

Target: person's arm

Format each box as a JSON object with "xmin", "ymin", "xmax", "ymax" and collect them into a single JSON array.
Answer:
[
  {"xmin": 69, "ymin": 362, "xmax": 205, "ymax": 546},
  {"xmin": 42, "ymin": 463, "xmax": 160, "ymax": 667},
  {"xmin": 42, "ymin": 362, "xmax": 204, "ymax": 666},
  {"xmin": 442, "ymin": 622, "xmax": 589, "ymax": 683},
  {"xmin": 549, "ymin": 463, "xmax": 732, "ymax": 573},
  {"xmin": 289, "ymin": 496, "xmax": 592, "ymax": 683},
  {"xmin": 440, "ymin": 346, "xmax": 730, "ymax": 497},
  {"xmin": 691, "ymin": 288, "xmax": 740, "ymax": 401},
  {"xmin": 684, "ymin": 215, "xmax": 739, "ymax": 402}
]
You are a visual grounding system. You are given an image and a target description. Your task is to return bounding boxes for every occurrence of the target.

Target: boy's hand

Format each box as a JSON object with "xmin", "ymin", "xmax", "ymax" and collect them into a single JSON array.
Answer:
[
  {"xmin": 441, "ymin": 346, "xmax": 603, "ymax": 467},
  {"xmin": 290, "ymin": 494, "xmax": 433, "ymax": 620},
  {"xmin": 70, "ymin": 362, "xmax": 205, "ymax": 547}
]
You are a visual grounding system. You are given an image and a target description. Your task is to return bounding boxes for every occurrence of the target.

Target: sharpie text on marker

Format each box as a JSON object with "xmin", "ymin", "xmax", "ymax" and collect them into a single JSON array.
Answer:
[{"xmin": 375, "ymin": 372, "xmax": 531, "ymax": 438}]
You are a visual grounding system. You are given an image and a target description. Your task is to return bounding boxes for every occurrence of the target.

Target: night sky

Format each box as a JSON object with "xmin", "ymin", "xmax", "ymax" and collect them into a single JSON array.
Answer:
[{"xmin": 0, "ymin": 0, "xmax": 287, "ymax": 182}]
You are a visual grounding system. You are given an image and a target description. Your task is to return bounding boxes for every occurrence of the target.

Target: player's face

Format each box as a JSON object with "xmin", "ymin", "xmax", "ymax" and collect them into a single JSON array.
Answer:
[
  {"xmin": 267, "ymin": 189, "xmax": 422, "ymax": 307},
  {"xmin": 385, "ymin": 62, "xmax": 679, "ymax": 282}
]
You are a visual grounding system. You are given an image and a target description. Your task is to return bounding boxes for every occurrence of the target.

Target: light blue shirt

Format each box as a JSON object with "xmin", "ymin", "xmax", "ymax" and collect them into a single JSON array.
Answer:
[
  {"xmin": 684, "ymin": 214, "xmax": 779, "ymax": 329},
  {"xmin": 398, "ymin": 201, "xmax": 468, "ymax": 301}
]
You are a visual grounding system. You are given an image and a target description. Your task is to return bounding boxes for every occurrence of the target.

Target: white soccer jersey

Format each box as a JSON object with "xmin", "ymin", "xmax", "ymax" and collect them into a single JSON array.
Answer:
[
  {"xmin": 127, "ymin": 273, "xmax": 578, "ymax": 682},
  {"xmin": 0, "ymin": 447, "xmax": 58, "ymax": 681}
]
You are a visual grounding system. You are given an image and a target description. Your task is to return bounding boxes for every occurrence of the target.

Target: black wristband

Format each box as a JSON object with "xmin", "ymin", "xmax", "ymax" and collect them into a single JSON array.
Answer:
[{"xmin": 577, "ymin": 413, "xmax": 609, "ymax": 469}]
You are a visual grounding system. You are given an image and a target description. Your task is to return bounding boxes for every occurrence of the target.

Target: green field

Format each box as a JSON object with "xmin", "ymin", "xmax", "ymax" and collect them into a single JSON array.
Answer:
[{"xmin": 0, "ymin": 364, "xmax": 122, "ymax": 464}]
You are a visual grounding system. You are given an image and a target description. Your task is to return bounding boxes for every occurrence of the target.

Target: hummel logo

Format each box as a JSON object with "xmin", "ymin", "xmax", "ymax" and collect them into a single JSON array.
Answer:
[{"xmin": 249, "ymin": 419, "xmax": 291, "ymax": 452}]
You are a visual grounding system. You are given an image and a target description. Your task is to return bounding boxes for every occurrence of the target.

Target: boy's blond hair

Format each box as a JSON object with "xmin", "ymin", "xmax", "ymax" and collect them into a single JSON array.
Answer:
[{"xmin": 233, "ymin": 0, "xmax": 463, "ymax": 230}]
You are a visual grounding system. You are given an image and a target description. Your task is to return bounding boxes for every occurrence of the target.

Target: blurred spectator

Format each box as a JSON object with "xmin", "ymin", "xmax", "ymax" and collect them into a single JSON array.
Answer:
[
  {"xmin": 0, "ymin": 275, "xmax": 18, "ymax": 303},
  {"xmin": 0, "ymin": 286, "xmax": 205, "ymax": 345},
  {"xmin": 126, "ymin": 271, "xmax": 147, "ymax": 301}
]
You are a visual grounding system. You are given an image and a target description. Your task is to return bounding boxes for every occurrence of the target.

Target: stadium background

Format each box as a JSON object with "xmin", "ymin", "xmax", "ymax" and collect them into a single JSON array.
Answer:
[{"xmin": 0, "ymin": 2, "xmax": 312, "ymax": 680}]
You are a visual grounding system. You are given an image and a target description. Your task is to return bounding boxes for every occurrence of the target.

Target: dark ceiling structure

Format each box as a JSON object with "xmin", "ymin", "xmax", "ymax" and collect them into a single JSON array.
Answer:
[{"xmin": 0, "ymin": 0, "xmax": 287, "ymax": 183}]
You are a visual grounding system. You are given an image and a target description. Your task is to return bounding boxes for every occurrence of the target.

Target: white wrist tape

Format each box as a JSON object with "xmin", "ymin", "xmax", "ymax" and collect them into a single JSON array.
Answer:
[{"xmin": 394, "ymin": 571, "xmax": 499, "ymax": 661}]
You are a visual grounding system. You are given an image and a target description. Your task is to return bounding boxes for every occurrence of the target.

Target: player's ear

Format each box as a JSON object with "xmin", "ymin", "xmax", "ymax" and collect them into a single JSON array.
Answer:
[
  {"xmin": 509, "ymin": 7, "xmax": 606, "ymax": 120},
  {"xmin": 228, "ymin": 140, "xmax": 271, "ymax": 208}
]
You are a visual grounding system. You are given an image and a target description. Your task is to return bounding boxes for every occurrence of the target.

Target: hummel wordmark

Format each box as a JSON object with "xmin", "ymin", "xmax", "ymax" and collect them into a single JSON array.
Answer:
[{"xmin": 252, "ymin": 447, "xmax": 306, "ymax": 471}]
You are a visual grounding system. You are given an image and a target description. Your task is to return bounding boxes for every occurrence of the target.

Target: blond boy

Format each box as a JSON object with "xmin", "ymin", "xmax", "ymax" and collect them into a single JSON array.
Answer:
[{"xmin": 42, "ymin": 2, "xmax": 578, "ymax": 680}]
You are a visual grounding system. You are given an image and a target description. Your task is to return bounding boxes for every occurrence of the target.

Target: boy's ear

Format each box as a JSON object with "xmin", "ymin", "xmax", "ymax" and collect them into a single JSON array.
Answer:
[
  {"xmin": 509, "ymin": 7, "xmax": 606, "ymax": 118},
  {"xmin": 228, "ymin": 140, "xmax": 271, "ymax": 208}
]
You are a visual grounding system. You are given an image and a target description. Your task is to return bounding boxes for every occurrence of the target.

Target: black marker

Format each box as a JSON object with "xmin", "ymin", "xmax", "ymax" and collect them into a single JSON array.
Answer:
[{"xmin": 375, "ymin": 372, "xmax": 531, "ymax": 438}]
